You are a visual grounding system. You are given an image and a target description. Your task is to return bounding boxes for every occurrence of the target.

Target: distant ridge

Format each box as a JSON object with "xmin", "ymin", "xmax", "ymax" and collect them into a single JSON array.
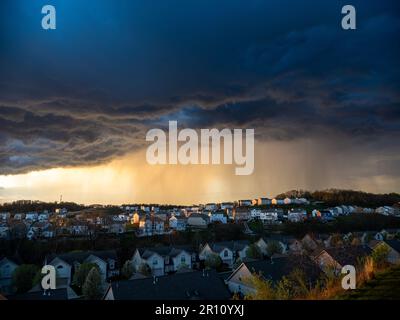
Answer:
[{"xmin": 275, "ymin": 189, "xmax": 400, "ymax": 207}]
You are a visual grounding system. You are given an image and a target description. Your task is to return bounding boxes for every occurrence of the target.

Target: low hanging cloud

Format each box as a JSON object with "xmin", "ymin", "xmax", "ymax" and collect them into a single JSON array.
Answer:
[{"xmin": 0, "ymin": 1, "xmax": 399, "ymax": 179}]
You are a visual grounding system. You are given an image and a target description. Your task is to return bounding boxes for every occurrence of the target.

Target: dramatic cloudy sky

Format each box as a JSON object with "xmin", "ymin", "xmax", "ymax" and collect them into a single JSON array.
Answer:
[{"xmin": 0, "ymin": 0, "xmax": 399, "ymax": 204}]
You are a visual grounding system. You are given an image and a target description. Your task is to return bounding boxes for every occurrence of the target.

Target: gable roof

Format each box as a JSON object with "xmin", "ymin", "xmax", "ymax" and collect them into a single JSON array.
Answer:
[
  {"xmin": 371, "ymin": 240, "xmax": 400, "ymax": 253},
  {"xmin": 207, "ymin": 240, "xmax": 250, "ymax": 253},
  {"xmin": 138, "ymin": 246, "xmax": 195, "ymax": 260},
  {"xmin": 228, "ymin": 255, "xmax": 321, "ymax": 284},
  {"xmin": 106, "ymin": 270, "xmax": 231, "ymax": 300},
  {"xmin": 48, "ymin": 250, "xmax": 118, "ymax": 266},
  {"xmin": 384, "ymin": 240, "xmax": 400, "ymax": 253},
  {"xmin": 0, "ymin": 257, "xmax": 19, "ymax": 268},
  {"xmin": 321, "ymin": 246, "xmax": 372, "ymax": 266}
]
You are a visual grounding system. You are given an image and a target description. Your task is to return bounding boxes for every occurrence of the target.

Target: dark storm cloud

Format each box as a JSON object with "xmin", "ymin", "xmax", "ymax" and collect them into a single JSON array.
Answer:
[{"xmin": 0, "ymin": 0, "xmax": 399, "ymax": 174}]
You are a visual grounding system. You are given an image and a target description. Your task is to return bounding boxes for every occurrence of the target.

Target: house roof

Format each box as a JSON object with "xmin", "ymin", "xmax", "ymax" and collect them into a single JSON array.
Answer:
[
  {"xmin": 106, "ymin": 270, "xmax": 231, "ymax": 300},
  {"xmin": 322, "ymin": 245, "xmax": 372, "ymax": 266},
  {"xmin": 371, "ymin": 240, "xmax": 400, "ymax": 253},
  {"xmin": 261, "ymin": 234, "xmax": 295, "ymax": 244},
  {"xmin": 7, "ymin": 288, "xmax": 69, "ymax": 300},
  {"xmin": 48, "ymin": 250, "xmax": 118, "ymax": 266},
  {"xmin": 385, "ymin": 240, "xmax": 400, "ymax": 253},
  {"xmin": 210, "ymin": 240, "xmax": 250, "ymax": 252},
  {"xmin": 228, "ymin": 255, "xmax": 321, "ymax": 284},
  {"xmin": 139, "ymin": 246, "xmax": 195, "ymax": 260},
  {"xmin": 0, "ymin": 256, "xmax": 20, "ymax": 267},
  {"xmin": 188, "ymin": 213, "xmax": 209, "ymax": 219}
]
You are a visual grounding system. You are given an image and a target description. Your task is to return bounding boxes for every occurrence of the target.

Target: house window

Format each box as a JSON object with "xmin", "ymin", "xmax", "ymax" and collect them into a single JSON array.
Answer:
[
  {"xmin": 109, "ymin": 260, "xmax": 115, "ymax": 269},
  {"xmin": 153, "ymin": 259, "xmax": 158, "ymax": 265},
  {"xmin": 181, "ymin": 256, "xmax": 186, "ymax": 264},
  {"xmin": 224, "ymin": 250, "xmax": 229, "ymax": 257},
  {"xmin": 57, "ymin": 265, "xmax": 63, "ymax": 269}
]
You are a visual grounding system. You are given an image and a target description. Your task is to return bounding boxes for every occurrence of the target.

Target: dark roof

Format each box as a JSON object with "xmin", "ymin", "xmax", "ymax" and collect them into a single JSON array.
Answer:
[
  {"xmin": 210, "ymin": 240, "xmax": 250, "ymax": 252},
  {"xmin": 385, "ymin": 240, "xmax": 400, "ymax": 253},
  {"xmin": 7, "ymin": 288, "xmax": 69, "ymax": 300},
  {"xmin": 323, "ymin": 245, "xmax": 372, "ymax": 266},
  {"xmin": 235, "ymin": 255, "xmax": 321, "ymax": 284},
  {"xmin": 48, "ymin": 250, "xmax": 118, "ymax": 265},
  {"xmin": 0, "ymin": 256, "xmax": 21, "ymax": 266},
  {"xmin": 139, "ymin": 245, "xmax": 196, "ymax": 259},
  {"xmin": 262, "ymin": 235, "xmax": 296, "ymax": 243},
  {"xmin": 107, "ymin": 270, "xmax": 231, "ymax": 300}
]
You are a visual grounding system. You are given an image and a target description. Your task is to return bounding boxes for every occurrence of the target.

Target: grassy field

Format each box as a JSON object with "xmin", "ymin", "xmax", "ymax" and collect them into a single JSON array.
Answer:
[{"xmin": 338, "ymin": 266, "xmax": 400, "ymax": 300}]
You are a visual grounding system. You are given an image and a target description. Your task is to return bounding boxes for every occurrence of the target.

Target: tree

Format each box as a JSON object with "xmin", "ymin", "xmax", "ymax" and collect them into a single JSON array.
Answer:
[
  {"xmin": 330, "ymin": 234, "xmax": 344, "ymax": 247},
  {"xmin": 12, "ymin": 264, "xmax": 40, "ymax": 293},
  {"xmin": 275, "ymin": 276, "xmax": 292, "ymax": 300},
  {"xmin": 248, "ymin": 220, "xmax": 264, "ymax": 234},
  {"xmin": 73, "ymin": 262, "xmax": 99, "ymax": 288},
  {"xmin": 351, "ymin": 237, "xmax": 361, "ymax": 246},
  {"xmin": 266, "ymin": 241, "xmax": 282, "ymax": 257},
  {"xmin": 138, "ymin": 263, "xmax": 151, "ymax": 276},
  {"xmin": 283, "ymin": 269, "xmax": 310, "ymax": 298},
  {"xmin": 246, "ymin": 244, "xmax": 262, "ymax": 259},
  {"xmin": 82, "ymin": 267, "xmax": 103, "ymax": 300},
  {"xmin": 371, "ymin": 244, "xmax": 390, "ymax": 268},
  {"xmin": 245, "ymin": 273, "xmax": 275, "ymax": 300},
  {"xmin": 205, "ymin": 254, "xmax": 222, "ymax": 269},
  {"xmin": 121, "ymin": 261, "xmax": 134, "ymax": 279},
  {"xmin": 275, "ymin": 269, "xmax": 311, "ymax": 300}
]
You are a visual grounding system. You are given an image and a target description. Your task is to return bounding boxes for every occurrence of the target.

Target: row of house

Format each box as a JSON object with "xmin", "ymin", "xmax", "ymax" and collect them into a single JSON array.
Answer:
[{"xmin": 3, "ymin": 235, "xmax": 400, "ymax": 300}]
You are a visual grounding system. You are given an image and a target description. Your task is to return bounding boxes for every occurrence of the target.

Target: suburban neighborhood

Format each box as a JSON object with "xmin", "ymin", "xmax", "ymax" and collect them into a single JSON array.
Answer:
[{"xmin": 1, "ymin": 190, "xmax": 400, "ymax": 300}]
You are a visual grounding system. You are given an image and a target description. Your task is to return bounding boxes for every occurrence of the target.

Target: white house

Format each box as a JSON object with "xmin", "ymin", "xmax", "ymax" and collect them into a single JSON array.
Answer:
[
  {"xmin": 220, "ymin": 202, "xmax": 234, "ymax": 210},
  {"xmin": 0, "ymin": 257, "xmax": 19, "ymax": 294},
  {"xmin": 132, "ymin": 249, "xmax": 164, "ymax": 276},
  {"xmin": 205, "ymin": 203, "xmax": 217, "ymax": 211},
  {"xmin": 199, "ymin": 243, "xmax": 234, "ymax": 267},
  {"xmin": 370, "ymin": 240, "xmax": 400, "ymax": 265},
  {"xmin": 13, "ymin": 213, "xmax": 25, "ymax": 221},
  {"xmin": 0, "ymin": 213, "xmax": 10, "ymax": 221},
  {"xmin": 0, "ymin": 226, "xmax": 10, "ymax": 239},
  {"xmin": 187, "ymin": 213, "xmax": 209, "ymax": 228},
  {"xmin": 138, "ymin": 216, "xmax": 165, "ymax": 236},
  {"xmin": 255, "ymin": 237, "xmax": 287, "ymax": 256},
  {"xmin": 209, "ymin": 211, "xmax": 227, "ymax": 224},
  {"xmin": 225, "ymin": 256, "xmax": 319, "ymax": 296},
  {"xmin": 199, "ymin": 241, "xmax": 250, "ymax": 267},
  {"xmin": 49, "ymin": 250, "xmax": 119, "ymax": 286},
  {"xmin": 251, "ymin": 209, "xmax": 280, "ymax": 223},
  {"xmin": 238, "ymin": 200, "xmax": 252, "ymax": 207},
  {"xmin": 25, "ymin": 212, "xmax": 38, "ymax": 221},
  {"xmin": 375, "ymin": 206, "xmax": 395, "ymax": 216},
  {"xmin": 38, "ymin": 213, "xmax": 50, "ymax": 222},
  {"xmin": 257, "ymin": 198, "xmax": 272, "ymax": 206},
  {"xmin": 287, "ymin": 209, "xmax": 307, "ymax": 223},
  {"xmin": 169, "ymin": 216, "xmax": 187, "ymax": 231},
  {"xmin": 283, "ymin": 198, "xmax": 292, "ymax": 205},
  {"xmin": 49, "ymin": 257, "xmax": 73, "ymax": 285},
  {"xmin": 271, "ymin": 199, "xmax": 284, "ymax": 205}
]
